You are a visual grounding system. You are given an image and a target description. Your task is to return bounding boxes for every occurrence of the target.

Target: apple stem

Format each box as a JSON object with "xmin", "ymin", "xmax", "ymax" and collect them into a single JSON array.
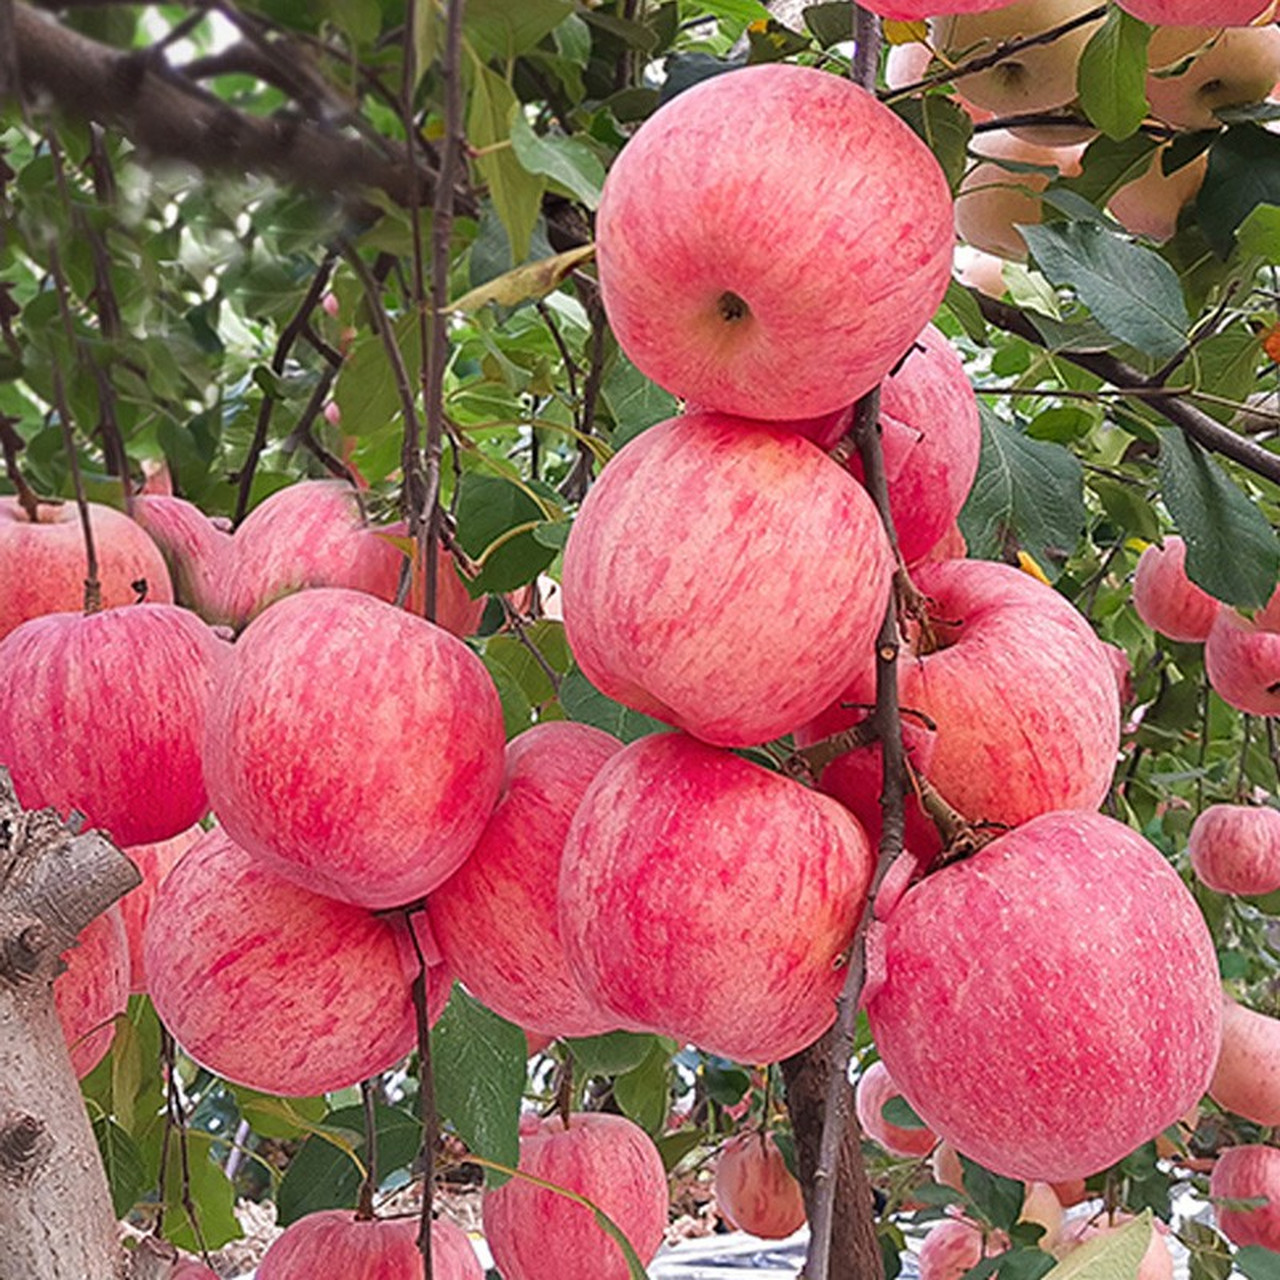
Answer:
[{"xmin": 0, "ymin": 416, "xmax": 41, "ymax": 523}]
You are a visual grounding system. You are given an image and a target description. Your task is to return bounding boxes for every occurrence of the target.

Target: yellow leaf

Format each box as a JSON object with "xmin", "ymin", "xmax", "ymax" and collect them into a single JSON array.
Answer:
[
  {"xmin": 1017, "ymin": 550, "xmax": 1052, "ymax": 586},
  {"xmin": 884, "ymin": 19, "xmax": 928, "ymax": 44},
  {"xmin": 450, "ymin": 244, "xmax": 597, "ymax": 313}
]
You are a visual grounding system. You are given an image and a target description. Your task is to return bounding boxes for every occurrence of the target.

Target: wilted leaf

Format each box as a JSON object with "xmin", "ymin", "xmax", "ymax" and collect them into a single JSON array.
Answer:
[
  {"xmin": 1042, "ymin": 1211, "xmax": 1152, "ymax": 1280},
  {"xmin": 451, "ymin": 244, "xmax": 597, "ymax": 313}
]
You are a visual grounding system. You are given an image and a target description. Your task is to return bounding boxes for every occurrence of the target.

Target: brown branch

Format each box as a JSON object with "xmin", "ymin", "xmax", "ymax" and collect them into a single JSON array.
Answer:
[
  {"xmin": 0, "ymin": 417, "xmax": 40, "ymax": 521},
  {"xmin": 405, "ymin": 906, "xmax": 439, "ymax": 1274}
]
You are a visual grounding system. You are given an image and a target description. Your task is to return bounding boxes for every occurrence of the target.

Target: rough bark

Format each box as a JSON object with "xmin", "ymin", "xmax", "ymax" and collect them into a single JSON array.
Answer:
[{"xmin": 0, "ymin": 768, "xmax": 140, "ymax": 1280}]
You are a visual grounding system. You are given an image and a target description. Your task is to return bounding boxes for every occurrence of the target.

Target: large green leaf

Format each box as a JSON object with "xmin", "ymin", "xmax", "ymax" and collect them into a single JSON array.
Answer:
[
  {"xmin": 432, "ymin": 987, "xmax": 527, "ymax": 1188},
  {"xmin": 1157, "ymin": 427, "xmax": 1280, "ymax": 609},
  {"xmin": 92, "ymin": 1116, "xmax": 146, "ymax": 1220},
  {"xmin": 600, "ymin": 354, "xmax": 679, "ymax": 448},
  {"xmin": 1020, "ymin": 222, "xmax": 1189, "ymax": 361},
  {"xmin": 1238, "ymin": 1247, "xmax": 1280, "ymax": 1280},
  {"xmin": 465, "ymin": 0, "xmax": 574, "ymax": 62},
  {"xmin": 509, "ymin": 113, "xmax": 606, "ymax": 209},
  {"xmin": 958, "ymin": 1155, "xmax": 1026, "ymax": 1232},
  {"xmin": 890, "ymin": 95, "xmax": 973, "ymax": 193},
  {"xmin": 1197, "ymin": 124, "xmax": 1280, "ymax": 258},
  {"xmin": 1076, "ymin": 8, "xmax": 1151, "ymax": 140},
  {"xmin": 1042, "ymin": 1211, "xmax": 1152, "ymax": 1279},
  {"xmin": 454, "ymin": 471, "xmax": 560, "ymax": 594},
  {"xmin": 563, "ymin": 1030, "xmax": 664, "ymax": 1077},
  {"xmin": 559, "ymin": 666, "xmax": 669, "ymax": 742},
  {"xmin": 159, "ymin": 1131, "xmax": 241, "ymax": 1252},
  {"xmin": 612, "ymin": 1042, "xmax": 671, "ymax": 1136}
]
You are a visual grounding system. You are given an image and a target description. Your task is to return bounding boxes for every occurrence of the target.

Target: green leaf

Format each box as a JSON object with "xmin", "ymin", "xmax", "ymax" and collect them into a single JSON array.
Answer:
[
  {"xmin": 1091, "ymin": 475, "xmax": 1161, "ymax": 544},
  {"xmin": 958, "ymin": 408, "xmax": 1086, "ymax": 576},
  {"xmin": 509, "ymin": 114, "xmax": 606, "ymax": 209},
  {"xmin": 559, "ymin": 666, "xmax": 669, "ymax": 742},
  {"xmin": 881, "ymin": 1095, "xmax": 926, "ymax": 1130},
  {"xmin": 483, "ymin": 623, "xmax": 571, "ymax": 708},
  {"xmin": 334, "ymin": 313, "xmax": 419, "ymax": 438},
  {"xmin": 890, "ymin": 96, "xmax": 974, "ymax": 192},
  {"xmin": 613, "ymin": 1042, "xmax": 670, "ymax": 1136},
  {"xmin": 958, "ymin": 1154, "xmax": 1025, "ymax": 1232},
  {"xmin": 655, "ymin": 1127, "xmax": 705, "ymax": 1172},
  {"xmin": 92, "ymin": 1116, "xmax": 146, "ymax": 1219},
  {"xmin": 803, "ymin": 2, "xmax": 854, "ymax": 46},
  {"xmin": 1197, "ymin": 124, "xmax": 1280, "ymax": 258},
  {"xmin": 1076, "ymin": 9, "xmax": 1151, "ymax": 140},
  {"xmin": 452, "ymin": 244, "xmax": 597, "ymax": 313},
  {"xmin": 563, "ymin": 1030, "xmax": 662, "ymax": 1077},
  {"xmin": 159, "ymin": 1132, "xmax": 241, "ymax": 1252},
  {"xmin": 944, "ymin": 279, "xmax": 990, "ymax": 342},
  {"xmin": 229, "ymin": 1087, "xmax": 328, "ymax": 1141},
  {"xmin": 484, "ymin": 648, "xmax": 536, "ymax": 737},
  {"xmin": 432, "ymin": 986, "xmax": 527, "ymax": 1187},
  {"xmin": 455, "ymin": 472, "xmax": 560, "ymax": 594},
  {"xmin": 1042, "ymin": 1212, "xmax": 1152, "ymax": 1280},
  {"xmin": 1235, "ymin": 202, "xmax": 1280, "ymax": 261},
  {"xmin": 746, "ymin": 19, "xmax": 813, "ymax": 63},
  {"xmin": 1157, "ymin": 428, "xmax": 1280, "ymax": 609},
  {"xmin": 600, "ymin": 354, "xmax": 678, "ymax": 448},
  {"xmin": 1238, "ymin": 1247, "xmax": 1280, "ymax": 1280},
  {"xmin": 465, "ymin": 0, "xmax": 573, "ymax": 61},
  {"xmin": 996, "ymin": 1246, "xmax": 1058, "ymax": 1280},
  {"xmin": 689, "ymin": 0, "xmax": 771, "ymax": 24},
  {"xmin": 1020, "ymin": 222, "xmax": 1189, "ymax": 360}
]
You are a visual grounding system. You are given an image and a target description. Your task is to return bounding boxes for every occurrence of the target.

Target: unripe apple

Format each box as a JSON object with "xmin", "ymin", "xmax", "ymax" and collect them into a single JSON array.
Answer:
[
  {"xmin": 560, "ymin": 733, "xmax": 874, "ymax": 1064},
  {"xmin": 1210, "ymin": 1145, "xmax": 1280, "ymax": 1250},
  {"xmin": 204, "ymin": 587, "xmax": 505, "ymax": 909},
  {"xmin": 0, "ymin": 497, "xmax": 173, "ymax": 640},
  {"xmin": 866, "ymin": 810, "xmax": 1222, "ymax": 1182},
  {"xmin": 1121, "ymin": 0, "xmax": 1274, "ymax": 20},
  {"xmin": 1209, "ymin": 994, "xmax": 1280, "ymax": 1126},
  {"xmin": 1055, "ymin": 1213, "xmax": 1174, "ymax": 1280},
  {"xmin": 919, "ymin": 1217, "xmax": 1009, "ymax": 1280},
  {"xmin": 713, "ymin": 1131, "xmax": 806, "ymax": 1239},
  {"xmin": 0, "ymin": 604, "xmax": 224, "ymax": 846},
  {"xmin": 1146, "ymin": 24, "xmax": 1280, "ymax": 132},
  {"xmin": 429, "ymin": 722, "xmax": 623, "ymax": 1039},
  {"xmin": 256, "ymin": 1209, "xmax": 480, "ymax": 1279},
  {"xmin": 856, "ymin": 1061, "xmax": 939, "ymax": 1158},
  {"xmin": 54, "ymin": 906, "xmax": 130, "ymax": 1078},
  {"xmin": 144, "ymin": 827, "xmax": 450, "ymax": 1096},
  {"xmin": 482, "ymin": 1113, "xmax": 668, "ymax": 1280},
  {"xmin": 596, "ymin": 63, "xmax": 953, "ymax": 420},
  {"xmin": 119, "ymin": 826, "xmax": 203, "ymax": 994},
  {"xmin": 561, "ymin": 412, "xmax": 893, "ymax": 748},
  {"xmin": 1109, "ymin": 149, "xmax": 1208, "ymax": 244},
  {"xmin": 1188, "ymin": 804, "xmax": 1280, "ymax": 897},
  {"xmin": 132, "ymin": 494, "xmax": 234, "ymax": 626}
]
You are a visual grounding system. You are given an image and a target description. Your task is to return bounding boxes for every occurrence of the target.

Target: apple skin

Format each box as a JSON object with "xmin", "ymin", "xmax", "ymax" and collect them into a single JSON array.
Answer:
[
  {"xmin": 1209, "ymin": 995, "xmax": 1280, "ymax": 1126},
  {"xmin": 144, "ymin": 826, "xmax": 451, "ymax": 1097},
  {"xmin": 713, "ymin": 1132, "xmax": 806, "ymax": 1240},
  {"xmin": 119, "ymin": 826, "xmax": 203, "ymax": 994},
  {"xmin": 596, "ymin": 63, "xmax": 953, "ymax": 420},
  {"xmin": 54, "ymin": 906, "xmax": 130, "ymax": 1079},
  {"xmin": 1054, "ymin": 1214, "xmax": 1173, "ymax": 1280},
  {"xmin": 1188, "ymin": 804, "xmax": 1280, "ymax": 897},
  {"xmin": 0, "ymin": 604, "xmax": 224, "ymax": 846},
  {"xmin": 866, "ymin": 810, "xmax": 1222, "ymax": 1183},
  {"xmin": 856, "ymin": 1060, "xmax": 939, "ymax": 1158},
  {"xmin": 1210, "ymin": 1145, "xmax": 1280, "ymax": 1251},
  {"xmin": 1132, "ymin": 536, "xmax": 1221, "ymax": 643},
  {"xmin": 256, "ymin": 1210, "xmax": 480, "ymax": 1280},
  {"xmin": 428, "ymin": 721, "xmax": 624, "ymax": 1039},
  {"xmin": 169, "ymin": 1264, "xmax": 220, "ymax": 1280},
  {"xmin": 1109, "ymin": 150, "xmax": 1208, "ymax": 244},
  {"xmin": 562, "ymin": 411, "xmax": 893, "ymax": 748},
  {"xmin": 1121, "ymin": 0, "xmax": 1273, "ymax": 20},
  {"xmin": 919, "ymin": 1218, "xmax": 1009, "ymax": 1280},
  {"xmin": 800, "ymin": 559, "xmax": 1121, "ymax": 838},
  {"xmin": 482, "ymin": 1113, "xmax": 668, "ymax": 1280},
  {"xmin": 132, "ymin": 494, "xmax": 234, "ymax": 626},
  {"xmin": 1146, "ymin": 24, "xmax": 1280, "ymax": 131},
  {"xmin": 204, "ymin": 587, "xmax": 505, "ymax": 909},
  {"xmin": 0, "ymin": 497, "xmax": 173, "ymax": 640},
  {"xmin": 560, "ymin": 733, "xmax": 874, "ymax": 1065},
  {"xmin": 864, "ymin": 0, "xmax": 1012, "ymax": 16},
  {"xmin": 1205, "ymin": 604, "xmax": 1280, "ymax": 716}
]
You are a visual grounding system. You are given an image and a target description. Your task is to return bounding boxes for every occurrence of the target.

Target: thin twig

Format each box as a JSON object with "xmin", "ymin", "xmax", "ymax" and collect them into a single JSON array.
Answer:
[
  {"xmin": 0, "ymin": 417, "xmax": 40, "ymax": 520},
  {"xmin": 357, "ymin": 1078, "xmax": 380, "ymax": 1221},
  {"xmin": 404, "ymin": 907, "xmax": 439, "ymax": 1273}
]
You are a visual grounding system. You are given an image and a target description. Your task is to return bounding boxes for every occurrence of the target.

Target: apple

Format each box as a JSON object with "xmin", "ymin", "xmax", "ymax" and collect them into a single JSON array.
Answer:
[
  {"xmin": 1146, "ymin": 24, "xmax": 1280, "ymax": 132},
  {"xmin": 932, "ymin": 0, "xmax": 1106, "ymax": 117},
  {"xmin": 866, "ymin": 809, "xmax": 1223, "ymax": 1183},
  {"xmin": 118, "ymin": 825, "xmax": 203, "ymax": 994},
  {"xmin": 956, "ymin": 131, "xmax": 1085, "ymax": 261},
  {"xmin": 428, "ymin": 721, "xmax": 623, "ymax": 1039},
  {"xmin": 0, "ymin": 497, "xmax": 173, "ymax": 640},
  {"xmin": 954, "ymin": 246, "xmax": 1009, "ymax": 299},
  {"xmin": 204, "ymin": 587, "xmax": 505, "ymax": 909},
  {"xmin": 886, "ymin": 40, "xmax": 933, "ymax": 90},
  {"xmin": 1188, "ymin": 803, "xmax": 1280, "ymax": 897},
  {"xmin": 1054, "ymin": 1213, "xmax": 1173, "ymax": 1280},
  {"xmin": 54, "ymin": 906, "xmax": 130, "ymax": 1078},
  {"xmin": 918, "ymin": 1217, "xmax": 1009, "ymax": 1280},
  {"xmin": 169, "ymin": 1264, "xmax": 220, "ymax": 1280},
  {"xmin": 864, "ymin": 0, "xmax": 1012, "ymax": 17},
  {"xmin": 856, "ymin": 1060, "xmax": 939, "ymax": 1158},
  {"xmin": 1210, "ymin": 1144, "xmax": 1280, "ymax": 1250},
  {"xmin": 1121, "ymin": 0, "xmax": 1274, "ymax": 20},
  {"xmin": 1204, "ymin": 603, "xmax": 1280, "ymax": 716},
  {"xmin": 596, "ymin": 63, "xmax": 953, "ymax": 420},
  {"xmin": 0, "ymin": 603, "xmax": 224, "ymax": 846},
  {"xmin": 1132, "ymin": 536, "xmax": 1221, "ymax": 642},
  {"xmin": 1109, "ymin": 149, "xmax": 1209, "ymax": 244},
  {"xmin": 482, "ymin": 1113, "xmax": 668, "ymax": 1280},
  {"xmin": 562, "ymin": 411, "xmax": 893, "ymax": 747},
  {"xmin": 713, "ymin": 1131, "xmax": 806, "ymax": 1239},
  {"xmin": 144, "ymin": 826, "xmax": 451, "ymax": 1097},
  {"xmin": 929, "ymin": 1147, "xmax": 1064, "ymax": 1244},
  {"xmin": 1209, "ymin": 994, "xmax": 1280, "ymax": 1126},
  {"xmin": 256, "ymin": 1210, "xmax": 480, "ymax": 1280},
  {"xmin": 559, "ymin": 732, "xmax": 874, "ymax": 1065},
  {"xmin": 132, "ymin": 494, "xmax": 234, "ymax": 626}
]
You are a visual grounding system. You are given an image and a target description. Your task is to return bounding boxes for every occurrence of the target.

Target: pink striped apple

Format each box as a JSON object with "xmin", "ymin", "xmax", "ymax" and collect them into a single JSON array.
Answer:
[
  {"xmin": 1205, "ymin": 603, "xmax": 1280, "ymax": 716},
  {"xmin": 560, "ymin": 733, "xmax": 874, "ymax": 1064},
  {"xmin": 429, "ymin": 721, "xmax": 622, "ymax": 1039},
  {"xmin": 714, "ymin": 1131, "xmax": 806, "ymax": 1239},
  {"xmin": 1188, "ymin": 804, "xmax": 1280, "ymax": 898},
  {"xmin": 119, "ymin": 826, "xmax": 203, "ymax": 993},
  {"xmin": 856, "ymin": 1060, "xmax": 939, "ymax": 1158},
  {"xmin": 1132, "ymin": 536, "xmax": 1221, "ymax": 643},
  {"xmin": 54, "ymin": 906, "xmax": 130, "ymax": 1078},
  {"xmin": 596, "ymin": 63, "xmax": 952, "ymax": 420},
  {"xmin": 1211, "ymin": 1145, "xmax": 1280, "ymax": 1250},
  {"xmin": 132, "ymin": 494, "xmax": 234, "ymax": 626},
  {"xmin": 1210, "ymin": 995, "xmax": 1280, "ymax": 1126},
  {"xmin": 204, "ymin": 587, "xmax": 505, "ymax": 909}
]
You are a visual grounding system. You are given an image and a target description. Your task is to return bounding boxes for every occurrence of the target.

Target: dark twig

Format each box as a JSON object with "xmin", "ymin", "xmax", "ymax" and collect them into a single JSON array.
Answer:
[
  {"xmin": 0, "ymin": 417, "xmax": 40, "ymax": 521},
  {"xmin": 559, "ymin": 283, "xmax": 608, "ymax": 503},
  {"xmin": 357, "ymin": 1078, "xmax": 379, "ymax": 1221},
  {"xmin": 404, "ymin": 908, "xmax": 439, "ymax": 1273}
]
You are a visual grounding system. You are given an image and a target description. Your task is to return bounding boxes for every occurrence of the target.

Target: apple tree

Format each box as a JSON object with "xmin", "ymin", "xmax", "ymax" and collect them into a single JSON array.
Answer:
[{"xmin": 2, "ymin": 1, "xmax": 1280, "ymax": 1278}]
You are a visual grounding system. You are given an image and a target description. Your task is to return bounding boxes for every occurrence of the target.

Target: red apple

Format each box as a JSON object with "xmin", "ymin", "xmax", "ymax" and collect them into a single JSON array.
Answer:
[
  {"xmin": 713, "ymin": 1131, "xmax": 806, "ymax": 1240},
  {"xmin": 1211, "ymin": 1145, "xmax": 1280, "ymax": 1251},
  {"xmin": 596, "ymin": 63, "xmax": 953, "ymax": 420},
  {"xmin": 0, "ymin": 603, "xmax": 224, "ymax": 845},
  {"xmin": 562, "ymin": 412, "xmax": 893, "ymax": 747},
  {"xmin": 1132, "ymin": 536, "xmax": 1221, "ymax": 642},
  {"xmin": 169, "ymin": 1264, "xmax": 220, "ymax": 1280},
  {"xmin": 1209, "ymin": 995, "xmax": 1280, "ymax": 1126},
  {"xmin": 919, "ymin": 1217, "xmax": 1009, "ymax": 1280},
  {"xmin": 866, "ymin": 810, "xmax": 1222, "ymax": 1183},
  {"xmin": 1188, "ymin": 804, "xmax": 1280, "ymax": 897},
  {"xmin": 204, "ymin": 587, "xmax": 505, "ymax": 909},
  {"xmin": 1205, "ymin": 603, "xmax": 1280, "ymax": 716},
  {"xmin": 132, "ymin": 494, "xmax": 234, "ymax": 626},
  {"xmin": 856, "ymin": 1060, "xmax": 939, "ymax": 1158},
  {"xmin": 560, "ymin": 733, "xmax": 874, "ymax": 1065},
  {"xmin": 256, "ymin": 1210, "xmax": 480, "ymax": 1279},
  {"xmin": 0, "ymin": 497, "xmax": 173, "ymax": 640},
  {"xmin": 482, "ymin": 1113, "xmax": 668, "ymax": 1280},
  {"xmin": 119, "ymin": 826, "xmax": 204, "ymax": 993},
  {"xmin": 867, "ymin": 0, "xmax": 1013, "ymax": 15},
  {"xmin": 1121, "ymin": 0, "xmax": 1273, "ymax": 19},
  {"xmin": 144, "ymin": 827, "xmax": 450, "ymax": 1096},
  {"xmin": 429, "ymin": 721, "xmax": 623, "ymax": 1039},
  {"xmin": 54, "ymin": 906, "xmax": 130, "ymax": 1078}
]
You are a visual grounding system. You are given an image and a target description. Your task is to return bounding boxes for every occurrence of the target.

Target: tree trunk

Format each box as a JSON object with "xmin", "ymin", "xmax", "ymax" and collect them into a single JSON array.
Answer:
[
  {"xmin": 0, "ymin": 770, "xmax": 139, "ymax": 1280},
  {"xmin": 783, "ymin": 1033, "xmax": 885, "ymax": 1280}
]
